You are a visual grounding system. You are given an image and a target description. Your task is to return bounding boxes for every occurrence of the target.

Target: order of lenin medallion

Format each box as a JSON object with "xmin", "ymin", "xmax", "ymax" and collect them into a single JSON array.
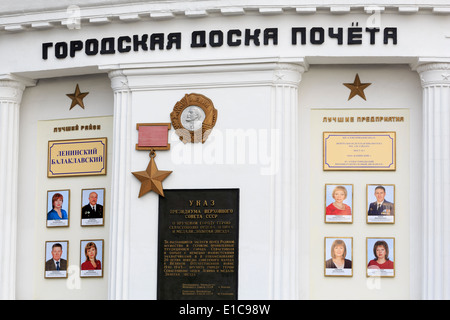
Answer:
[{"xmin": 170, "ymin": 93, "xmax": 218, "ymax": 143}]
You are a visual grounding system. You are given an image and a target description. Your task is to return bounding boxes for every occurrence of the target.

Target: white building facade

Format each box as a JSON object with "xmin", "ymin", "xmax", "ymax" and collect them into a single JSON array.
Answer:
[{"xmin": 0, "ymin": 0, "xmax": 449, "ymax": 300}]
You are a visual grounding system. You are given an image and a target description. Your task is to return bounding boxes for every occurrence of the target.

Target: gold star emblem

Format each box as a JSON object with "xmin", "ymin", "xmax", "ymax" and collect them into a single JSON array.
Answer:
[
  {"xmin": 343, "ymin": 74, "xmax": 371, "ymax": 101},
  {"xmin": 66, "ymin": 84, "xmax": 89, "ymax": 110},
  {"xmin": 132, "ymin": 152, "xmax": 172, "ymax": 198}
]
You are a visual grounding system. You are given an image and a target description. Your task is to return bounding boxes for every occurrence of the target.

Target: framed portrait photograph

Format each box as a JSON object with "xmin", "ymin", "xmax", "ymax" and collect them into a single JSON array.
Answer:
[
  {"xmin": 46, "ymin": 190, "xmax": 70, "ymax": 227},
  {"xmin": 325, "ymin": 184, "xmax": 353, "ymax": 223},
  {"xmin": 80, "ymin": 239, "xmax": 104, "ymax": 278},
  {"xmin": 366, "ymin": 237, "xmax": 395, "ymax": 277},
  {"xmin": 81, "ymin": 188, "xmax": 105, "ymax": 226},
  {"xmin": 366, "ymin": 184, "xmax": 395, "ymax": 224},
  {"xmin": 324, "ymin": 237, "xmax": 353, "ymax": 277},
  {"xmin": 45, "ymin": 241, "xmax": 69, "ymax": 278}
]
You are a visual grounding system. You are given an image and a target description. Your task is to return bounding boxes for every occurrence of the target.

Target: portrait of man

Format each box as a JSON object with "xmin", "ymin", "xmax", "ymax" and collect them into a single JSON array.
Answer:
[
  {"xmin": 367, "ymin": 184, "xmax": 395, "ymax": 223},
  {"xmin": 81, "ymin": 188, "xmax": 104, "ymax": 226},
  {"xmin": 45, "ymin": 241, "xmax": 68, "ymax": 278},
  {"xmin": 170, "ymin": 93, "xmax": 218, "ymax": 144},
  {"xmin": 180, "ymin": 106, "xmax": 205, "ymax": 131}
]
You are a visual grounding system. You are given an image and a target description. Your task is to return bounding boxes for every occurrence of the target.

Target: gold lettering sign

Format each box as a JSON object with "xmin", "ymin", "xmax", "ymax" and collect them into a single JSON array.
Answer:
[
  {"xmin": 323, "ymin": 132, "xmax": 396, "ymax": 171},
  {"xmin": 48, "ymin": 138, "xmax": 107, "ymax": 177}
]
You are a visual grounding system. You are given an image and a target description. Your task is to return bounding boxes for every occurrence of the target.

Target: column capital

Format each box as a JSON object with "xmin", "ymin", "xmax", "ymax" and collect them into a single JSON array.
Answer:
[
  {"xmin": 107, "ymin": 70, "xmax": 130, "ymax": 92},
  {"xmin": 272, "ymin": 61, "xmax": 307, "ymax": 86},
  {"xmin": 0, "ymin": 74, "xmax": 36, "ymax": 104},
  {"xmin": 411, "ymin": 59, "xmax": 450, "ymax": 87}
]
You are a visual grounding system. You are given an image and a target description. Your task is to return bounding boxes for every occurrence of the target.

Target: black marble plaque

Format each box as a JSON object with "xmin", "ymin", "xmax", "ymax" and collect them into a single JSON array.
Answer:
[{"xmin": 157, "ymin": 189, "xmax": 239, "ymax": 300}]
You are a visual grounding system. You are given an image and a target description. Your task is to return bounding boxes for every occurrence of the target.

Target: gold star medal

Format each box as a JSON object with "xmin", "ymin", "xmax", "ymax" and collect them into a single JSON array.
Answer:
[
  {"xmin": 132, "ymin": 150, "xmax": 172, "ymax": 198},
  {"xmin": 343, "ymin": 74, "xmax": 371, "ymax": 101},
  {"xmin": 66, "ymin": 84, "xmax": 89, "ymax": 110}
]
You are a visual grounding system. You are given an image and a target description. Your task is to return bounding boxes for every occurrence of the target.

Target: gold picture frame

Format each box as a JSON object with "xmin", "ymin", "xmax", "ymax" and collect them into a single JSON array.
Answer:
[
  {"xmin": 44, "ymin": 240, "xmax": 69, "ymax": 279},
  {"xmin": 170, "ymin": 93, "xmax": 218, "ymax": 144},
  {"xmin": 324, "ymin": 184, "xmax": 353, "ymax": 224},
  {"xmin": 366, "ymin": 237, "xmax": 395, "ymax": 278},
  {"xmin": 81, "ymin": 188, "xmax": 105, "ymax": 227},
  {"xmin": 366, "ymin": 184, "xmax": 395, "ymax": 224},
  {"xmin": 324, "ymin": 237, "xmax": 353, "ymax": 277},
  {"xmin": 46, "ymin": 189, "xmax": 70, "ymax": 228},
  {"xmin": 80, "ymin": 239, "xmax": 104, "ymax": 278}
]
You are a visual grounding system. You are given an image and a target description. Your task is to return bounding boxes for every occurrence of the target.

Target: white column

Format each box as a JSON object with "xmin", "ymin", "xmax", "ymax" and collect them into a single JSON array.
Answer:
[
  {"xmin": 0, "ymin": 75, "xmax": 34, "ymax": 299},
  {"xmin": 107, "ymin": 70, "xmax": 133, "ymax": 299},
  {"xmin": 269, "ymin": 63, "xmax": 305, "ymax": 299},
  {"xmin": 416, "ymin": 62, "xmax": 450, "ymax": 300}
]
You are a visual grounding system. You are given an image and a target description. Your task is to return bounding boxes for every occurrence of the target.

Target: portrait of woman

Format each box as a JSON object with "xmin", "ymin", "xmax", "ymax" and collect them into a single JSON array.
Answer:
[
  {"xmin": 80, "ymin": 240, "xmax": 103, "ymax": 277},
  {"xmin": 367, "ymin": 238, "xmax": 395, "ymax": 277},
  {"xmin": 325, "ymin": 184, "xmax": 353, "ymax": 223},
  {"xmin": 324, "ymin": 237, "xmax": 353, "ymax": 277},
  {"xmin": 47, "ymin": 190, "xmax": 70, "ymax": 227}
]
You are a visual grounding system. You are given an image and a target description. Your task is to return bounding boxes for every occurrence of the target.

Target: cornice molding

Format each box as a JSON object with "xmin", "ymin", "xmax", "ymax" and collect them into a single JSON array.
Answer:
[
  {"xmin": 416, "ymin": 62, "xmax": 450, "ymax": 72},
  {"xmin": 101, "ymin": 57, "xmax": 308, "ymax": 90},
  {"xmin": 1, "ymin": 2, "xmax": 449, "ymax": 34}
]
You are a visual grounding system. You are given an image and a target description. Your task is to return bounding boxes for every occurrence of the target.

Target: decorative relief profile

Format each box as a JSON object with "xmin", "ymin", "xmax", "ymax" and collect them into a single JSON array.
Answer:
[{"xmin": 170, "ymin": 93, "xmax": 218, "ymax": 143}]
